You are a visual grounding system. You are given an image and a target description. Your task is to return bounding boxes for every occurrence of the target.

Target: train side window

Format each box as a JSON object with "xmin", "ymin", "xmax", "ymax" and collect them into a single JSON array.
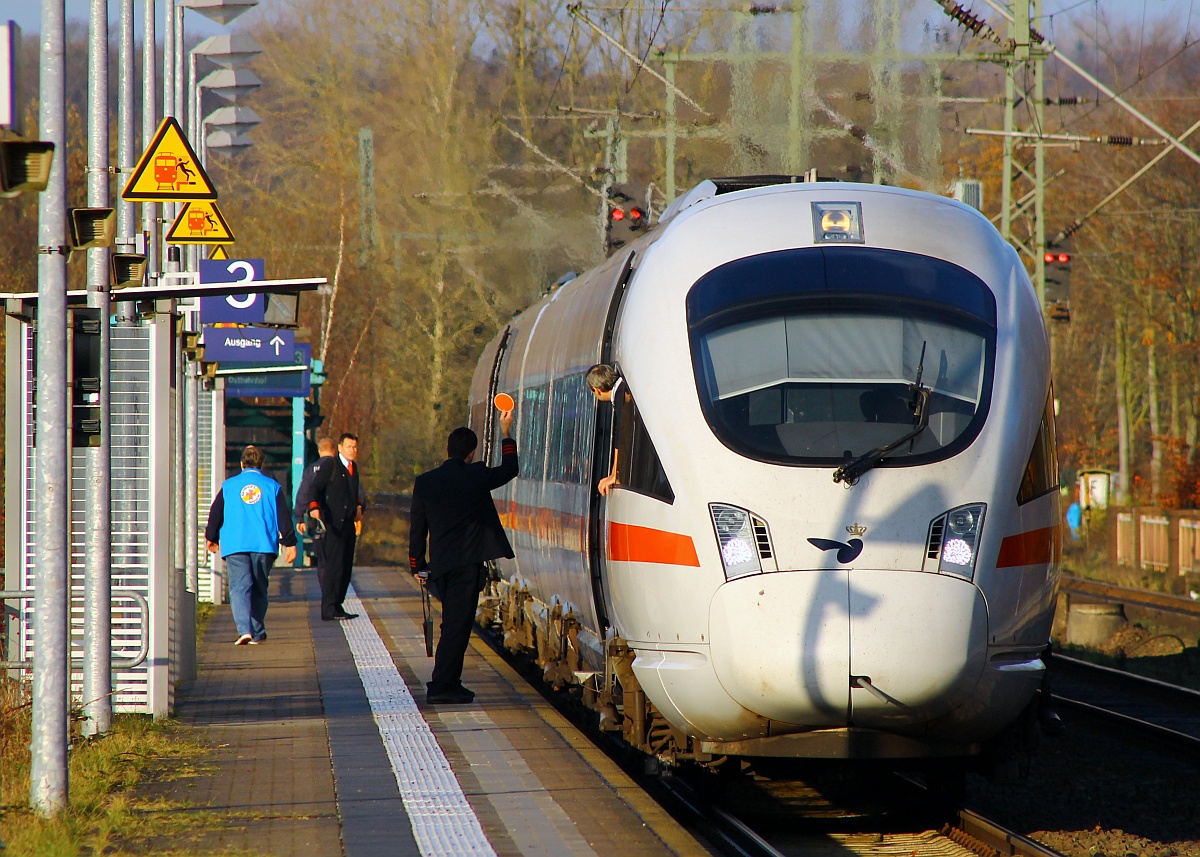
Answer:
[
  {"xmin": 521, "ymin": 384, "xmax": 549, "ymax": 480},
  {"xmin": 1017, "ymin": 390, "xmax": 1059, "ymax": 505},
  {"xmin": 616, "ymin": 392, "xmax": 675, "ymax": 504}
]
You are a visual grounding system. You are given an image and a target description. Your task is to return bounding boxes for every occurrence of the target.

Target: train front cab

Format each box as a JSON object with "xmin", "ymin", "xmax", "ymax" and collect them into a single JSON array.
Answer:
[{"xmin": 609, "ymin": 226, "xmax": 1058, "ymax": 761}]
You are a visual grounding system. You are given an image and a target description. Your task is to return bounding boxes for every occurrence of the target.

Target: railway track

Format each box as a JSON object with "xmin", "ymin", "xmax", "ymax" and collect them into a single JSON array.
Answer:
[
  {"xmin": 480, "ymin": 623, "xmax": 1067, "ymax": 857},
  {"xmin": 1048, "ymin": 652, "xmax": 1200, "ymax": 750},
  {"xmin": 652, "ymin": 771, "xmax": 1065, "ymax": 857}
]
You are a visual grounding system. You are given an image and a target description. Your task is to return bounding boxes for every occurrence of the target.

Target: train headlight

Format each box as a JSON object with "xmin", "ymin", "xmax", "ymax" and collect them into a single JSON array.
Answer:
[
  {"xmin": 710, "ymin": 503, "xmax": 763, "ymax": 579},
  {"xmin": 926, "ymin": 503, "xmax": 986, "ymax": 580}
]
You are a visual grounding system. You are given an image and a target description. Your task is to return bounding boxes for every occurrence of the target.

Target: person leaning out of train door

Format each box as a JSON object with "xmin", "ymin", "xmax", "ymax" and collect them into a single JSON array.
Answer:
[{"xmin": 586, "ymin": 363, "xmax": 630, "ymax": 495}]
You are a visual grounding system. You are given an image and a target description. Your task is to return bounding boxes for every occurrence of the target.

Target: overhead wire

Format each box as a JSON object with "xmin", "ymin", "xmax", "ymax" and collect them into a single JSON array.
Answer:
[
  {"xmin": 537, "ymin": 13, "xmax": 579, "ymax": 120},
  {"xmin": 627, "ymin": 0, "xmax": 670, "ymax": 94}
]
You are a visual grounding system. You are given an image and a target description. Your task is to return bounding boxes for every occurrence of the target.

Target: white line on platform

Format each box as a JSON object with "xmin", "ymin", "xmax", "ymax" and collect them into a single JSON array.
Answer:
[{"xmin": 340, "ymin": 584, "xmax": 497, "ymax": 856}]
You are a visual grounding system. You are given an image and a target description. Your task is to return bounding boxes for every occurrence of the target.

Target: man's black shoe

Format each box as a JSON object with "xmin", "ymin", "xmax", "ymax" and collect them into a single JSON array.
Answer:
[
  {"xmin": 426, "ymin": 688, "xmax": 475, "ymax": 705},
  {"xmin": 333, "ymin": 611, "xmax": 359, "ymax": 620}
]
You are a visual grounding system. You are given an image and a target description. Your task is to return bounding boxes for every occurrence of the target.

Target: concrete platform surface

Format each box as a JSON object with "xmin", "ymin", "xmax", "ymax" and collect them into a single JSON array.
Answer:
[{"xmin": 154, "ymin": 566, "xmax": 711, "ymax": 857}]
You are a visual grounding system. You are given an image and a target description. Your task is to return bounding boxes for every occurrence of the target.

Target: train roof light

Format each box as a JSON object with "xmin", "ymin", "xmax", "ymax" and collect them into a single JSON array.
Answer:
[{"xmin": 812, "ymin": 201, "xmax": 864, "ymax": 244}]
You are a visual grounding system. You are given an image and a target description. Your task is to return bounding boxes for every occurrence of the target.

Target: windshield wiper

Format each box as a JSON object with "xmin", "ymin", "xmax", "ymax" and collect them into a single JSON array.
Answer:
[{"xmin": 833, "ymin": 341, "xmax": 931, "ymax": 487}]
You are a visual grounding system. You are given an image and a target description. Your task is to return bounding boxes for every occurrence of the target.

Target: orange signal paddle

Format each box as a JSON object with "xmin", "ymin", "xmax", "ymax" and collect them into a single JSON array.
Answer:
[{"xmin": 493, "ymin": 392, "xmax": 515, "ymax": 411}]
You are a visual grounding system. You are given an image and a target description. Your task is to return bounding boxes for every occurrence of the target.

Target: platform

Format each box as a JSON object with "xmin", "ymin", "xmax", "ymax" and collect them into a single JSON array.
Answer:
[{"xmin": 157, "ymin": 566, "xmax": 710, "ymax": 856}]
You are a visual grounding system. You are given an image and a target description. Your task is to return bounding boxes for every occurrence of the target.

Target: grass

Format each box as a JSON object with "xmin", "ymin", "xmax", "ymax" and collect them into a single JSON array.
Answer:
[
  {"xmin": 0, "ymin": 600, "xmax": 244, "ymax": 856},
  {"xmin": 0, "ymin": 679, "xmax": 225, "ymax": 856}
]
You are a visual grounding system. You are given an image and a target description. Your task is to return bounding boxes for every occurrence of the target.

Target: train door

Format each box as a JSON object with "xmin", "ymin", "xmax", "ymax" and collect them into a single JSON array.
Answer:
[
  {"xmin": 481, "ymin": 326, "xmax": 512, "ymax": 465},
  {"xmin": 588, "ymin": 252, "xmax": 636, "ymax": 632},
  {"xmin": 481, "ymin": 326, "xmax": 513, "ymax": 583}
]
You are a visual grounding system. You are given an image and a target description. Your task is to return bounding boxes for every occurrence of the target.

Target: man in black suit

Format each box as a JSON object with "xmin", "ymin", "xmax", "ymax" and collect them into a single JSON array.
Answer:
[
  {"xmin": 409, "ymin": 410, "xmax": 517, "ymax": 704},
  {"xmin": 307, "ymin": 432, "xmax": 367, "ymax": 621},
  {"xmin": 294, "ymin": 436, "xmax": 335, "ymax": 590}
]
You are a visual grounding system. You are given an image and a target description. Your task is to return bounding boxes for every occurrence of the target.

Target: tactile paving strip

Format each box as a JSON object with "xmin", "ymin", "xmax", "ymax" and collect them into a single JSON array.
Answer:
[{"xmin": 340, "ymin": 585, "xmax": 497, "ymax": 856}]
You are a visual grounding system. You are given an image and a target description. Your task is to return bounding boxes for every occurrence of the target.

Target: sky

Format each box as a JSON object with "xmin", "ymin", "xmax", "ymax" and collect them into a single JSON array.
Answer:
[
  {"xmin": 0, "ymin": 1, "xmax": 258, "ymax": 41},
  {"xmin": 0, "ymin": 1, "xmax": 1192, "ymax": 49}
]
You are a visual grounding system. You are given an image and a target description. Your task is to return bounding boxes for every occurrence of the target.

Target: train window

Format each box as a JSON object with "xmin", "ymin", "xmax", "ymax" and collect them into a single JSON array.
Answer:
[
  {"xmin": 521, "ymin": 384, "xmax": 549, "ymax": 479},
  {"xmin": 688, "ymin": 249, "xmax": 995, "ymax": 468},
  {"xmin": 615, "ymin": 392, "xmax": 674, "ymax": 503},
  {"xmin": 1018, "ymin": 390, "xmax": 1059, "ymax": 505}
]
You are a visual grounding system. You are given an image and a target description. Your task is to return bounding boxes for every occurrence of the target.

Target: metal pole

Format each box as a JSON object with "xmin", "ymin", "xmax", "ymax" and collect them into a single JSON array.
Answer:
[
  {"xmin": 291, "ymin": 396, "xmax": 304, "ymax": 567},
  {"xmin": 187, "ymin": 50, "xmax": 198, "ymax": 272},
  {"xmin": 174, "ymin": 4, "xmax": 184, "ymax": 130},
  {"xmin": 163, "ymin": 0, "xmax": 174, "ymax": 119},
  {"xmin": 84, "ymin": 0, "xmax": 113, "ymax": 739},
  {"xmin": 167, "ymin": 252, "xmax": 185, "ymax": 582},
  {"xmin": 663, "ymin": 60, "xmax": 676, "ymax": 202},
  {"xmin": 32, "ymin": 0, "xmax": 70, "ymax": 815},
  {"xmin": 1031, "ymin": 0, "xmax": 1046, "ymax": 306},
  {"xmin": 117, "ymin": 0, "xmax": 135, "ymax": 256},
  {"xmin": 116, "ymin": 0, "xmax": 135, "ymax": 323},
  {"xmin": 162, "ymin": 0, "xmax": 175, "ymax": 253},
  {"xmin": 185, "ymin": 330, "xmax": 198, "ymax": 594},
  {"xmin": 143, "ymin": 0, "xmax": 159, "ymax": 282}
]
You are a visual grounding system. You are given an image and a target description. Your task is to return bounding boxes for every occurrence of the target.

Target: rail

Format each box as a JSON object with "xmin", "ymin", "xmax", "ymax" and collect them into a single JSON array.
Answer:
[
  {"xmin": 0, "ymin": 589, "xmax": 150, "ymax": 671},
  {"xmin": 1059, "ymin": 574, "xmax": 1200, "ymax": 617}
]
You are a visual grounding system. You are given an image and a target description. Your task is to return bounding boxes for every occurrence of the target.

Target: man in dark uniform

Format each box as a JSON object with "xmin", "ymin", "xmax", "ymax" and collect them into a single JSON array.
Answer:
[
  {"xmin": 294, "ymin": 436, "xmax": 335, "ymax": 582},
  {"xmin": 307, "ymin": 433, "xmax": 366, "ymax": 621},
  {"xmin": 409, "ymin": 410, "xmax": 517, "ymax": 704}
]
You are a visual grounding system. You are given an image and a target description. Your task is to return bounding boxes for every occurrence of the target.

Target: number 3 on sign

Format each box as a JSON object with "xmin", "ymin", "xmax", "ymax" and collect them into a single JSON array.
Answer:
[
  {"xmin": 198, "ymin": 258, "xmax": 267, "ymax": 325},
  {"xmin": 224, "ymin": 262, "xmax": 258, "ymax": 308}
]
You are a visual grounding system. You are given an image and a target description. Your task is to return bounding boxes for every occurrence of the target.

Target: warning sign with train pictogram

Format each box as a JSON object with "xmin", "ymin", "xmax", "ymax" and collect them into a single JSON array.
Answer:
[
  {"xmin": 121, "ymin": 116, "xmax": 217, "ymax": 202},
  {"xmin": 165, "ymin": 200, "xmax": 235, "ymax": 244}
]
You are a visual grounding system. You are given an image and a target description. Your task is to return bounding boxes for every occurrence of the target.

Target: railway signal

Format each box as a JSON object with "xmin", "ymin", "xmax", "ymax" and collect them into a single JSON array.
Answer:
[
  {"xmin": 1044, "ymin": 244, "xmax": 1072, "ymax": 322},
  {"xmin": 606, "ymin": 182, "xmax": 648, "ymax": 251}
]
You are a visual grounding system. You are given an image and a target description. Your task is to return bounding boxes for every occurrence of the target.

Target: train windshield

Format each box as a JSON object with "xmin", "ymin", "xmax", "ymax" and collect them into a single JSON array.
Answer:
[{"xmin": 687, "ymin": 247, "xmax": 996, "ymax": 468}]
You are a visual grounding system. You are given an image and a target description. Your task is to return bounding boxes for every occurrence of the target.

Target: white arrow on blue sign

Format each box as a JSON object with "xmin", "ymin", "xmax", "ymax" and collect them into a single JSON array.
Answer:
[
  {"xmin": 199, "ymin": 258, "xmax": 266, "ymax": 324},
  {"xmin": 203, "ymin": 326, "xmax": 295, "ymax": 363}
]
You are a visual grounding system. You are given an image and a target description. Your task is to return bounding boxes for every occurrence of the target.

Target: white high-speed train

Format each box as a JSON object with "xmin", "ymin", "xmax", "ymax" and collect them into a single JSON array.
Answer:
[{"xmin": 469, "ymin": 177, "xmax": 1060, "ymax": 774}]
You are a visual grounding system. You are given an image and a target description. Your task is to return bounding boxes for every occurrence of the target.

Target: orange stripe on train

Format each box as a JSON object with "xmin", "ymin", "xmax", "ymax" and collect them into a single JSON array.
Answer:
[
  {"xmin": 995, "ymin": 526, "xmax": 1060, "ymax": 568},
  {"xmin": 608, "ymin": 522, "xmax": 700, "ymax": 566}
]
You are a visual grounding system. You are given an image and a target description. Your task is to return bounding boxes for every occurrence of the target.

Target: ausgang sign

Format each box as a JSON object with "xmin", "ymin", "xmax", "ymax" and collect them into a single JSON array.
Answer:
[{"xmin": 202, "ymin": 326, "xmax": 294, "ymax": 363}]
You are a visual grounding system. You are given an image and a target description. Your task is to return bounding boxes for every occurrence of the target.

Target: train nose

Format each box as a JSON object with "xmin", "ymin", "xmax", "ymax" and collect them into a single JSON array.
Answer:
[{"xmin": 708, "ymin": 571, "xmax": 988, "ymax": 728}]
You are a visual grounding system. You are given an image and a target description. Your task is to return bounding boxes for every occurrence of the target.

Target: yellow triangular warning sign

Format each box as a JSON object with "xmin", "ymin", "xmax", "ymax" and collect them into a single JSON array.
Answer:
[
  {"xmin": 208, "ymin": 245, "xmax": 230, "ymax": 260},
  {"xmin": 165, "ymin": 200, "xmax": 235, "ymax": 244},
  {"xmin": 122, "ymin": 117, "xmax": 216, "ymax": 202}
]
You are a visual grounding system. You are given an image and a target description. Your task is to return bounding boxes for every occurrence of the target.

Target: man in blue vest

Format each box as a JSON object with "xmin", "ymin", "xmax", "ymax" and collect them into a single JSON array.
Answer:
[{"xmin": 205, "ymin": 445, "xmax": 298, "ymax": 645}]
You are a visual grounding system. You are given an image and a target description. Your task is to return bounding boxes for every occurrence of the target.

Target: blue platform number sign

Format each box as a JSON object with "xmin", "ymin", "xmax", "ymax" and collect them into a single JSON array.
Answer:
[{"xmin": 199, "ymin": 258, "xmax": 266, "ymax": 324}]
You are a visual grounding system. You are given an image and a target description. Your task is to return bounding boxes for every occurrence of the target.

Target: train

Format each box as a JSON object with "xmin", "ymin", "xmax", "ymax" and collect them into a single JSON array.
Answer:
[{"xmin": 468, "ymin": 176, "xmax": 1061, "ymax": 779}]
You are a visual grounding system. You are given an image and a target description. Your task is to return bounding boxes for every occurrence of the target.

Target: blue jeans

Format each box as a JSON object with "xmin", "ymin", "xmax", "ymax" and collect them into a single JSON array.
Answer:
[{"xmin": 225, "ymin": 552, "xmax": 275, "ymax": 641}]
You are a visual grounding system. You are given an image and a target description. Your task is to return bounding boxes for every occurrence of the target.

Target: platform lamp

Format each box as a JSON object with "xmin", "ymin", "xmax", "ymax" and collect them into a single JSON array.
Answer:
[{"xmin": 179, "ymin": 0, "xmax": 259, "ymax": 24}]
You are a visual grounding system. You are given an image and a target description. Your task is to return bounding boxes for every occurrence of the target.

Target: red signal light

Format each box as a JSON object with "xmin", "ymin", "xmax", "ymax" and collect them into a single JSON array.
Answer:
[
  {"xmin": 1057, "ymin": 253, "xmax": 1070, "ymax": 263},
  {"xmin": 1044, "ymin": 252, "xmax": 1055, "ymax": 263},
  {"xmin": 610, "ymin": 208, "xmax": 625, "ymax": 221},
  {"xmin": 629, "ymin": 207, "xmax": 644, "ymax": 221}
]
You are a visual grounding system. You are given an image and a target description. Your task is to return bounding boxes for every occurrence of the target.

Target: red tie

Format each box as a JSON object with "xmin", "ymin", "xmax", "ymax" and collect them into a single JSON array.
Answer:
[{"xmin": 348, "ymin": 461, "xmax": 355, "ymax": 476}]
